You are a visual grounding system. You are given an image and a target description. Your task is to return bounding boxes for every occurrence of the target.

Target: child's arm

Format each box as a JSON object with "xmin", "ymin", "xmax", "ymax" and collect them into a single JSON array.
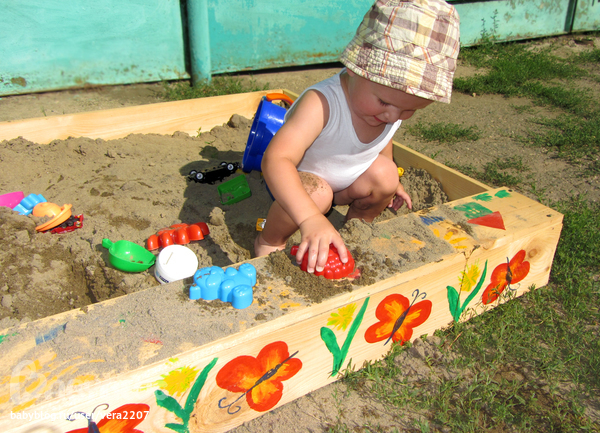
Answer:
[
  {"xmin": 261, "ymin": 90, "xmax": 348, "ymax": 273},
  {"xmin": 380, "ymin": 139, "xmax": 413, "ymax": 211}
]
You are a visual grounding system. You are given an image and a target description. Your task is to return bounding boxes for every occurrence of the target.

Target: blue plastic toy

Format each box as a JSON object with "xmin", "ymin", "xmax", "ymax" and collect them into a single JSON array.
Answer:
[
  {"xmin": 189, "ymin": 263, "xmax": 256, "ymax": 309},
  {"xmin": 13, "ymin": 194, "xmax": 47, "ymax": 215},
  {"xmin": 242, "ymin": 94, "xmax": 293, "ymax": 173}
]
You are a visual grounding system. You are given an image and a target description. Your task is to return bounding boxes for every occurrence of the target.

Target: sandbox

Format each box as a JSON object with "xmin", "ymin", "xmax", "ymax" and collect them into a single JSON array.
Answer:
[{"xmin": 0, "ymin": 90, "xmax": 562, "ymax": 432}]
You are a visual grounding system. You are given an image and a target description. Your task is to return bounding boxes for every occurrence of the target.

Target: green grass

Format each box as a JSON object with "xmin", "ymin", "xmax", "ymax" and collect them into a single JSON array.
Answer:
[
  {"xmin": 571, "ymin": 46, "xmax": 600, "ymax": 65},
  {"xmin": 162, "ymin": 75, "xmax": 268, "ymax": 101},
  {"xmin": 519, "ymin": 113, "xmax": 600, "ymax": 170},
  {"xmin": 404, "ymin": 121, "xmax": 481, "ymax": 144},
  {"xmin": 455, "ymin": 39, "xmax": 600, "ymax": 173},
  {"xmin": 455, "ymin": 43, "xmax": 588, "ymax": 103}
]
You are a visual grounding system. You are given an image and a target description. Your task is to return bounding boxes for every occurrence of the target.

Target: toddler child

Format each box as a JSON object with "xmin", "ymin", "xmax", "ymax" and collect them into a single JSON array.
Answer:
[{"xmin": 254, "ymin": 0, "xmax": 460, "ymax": 274}]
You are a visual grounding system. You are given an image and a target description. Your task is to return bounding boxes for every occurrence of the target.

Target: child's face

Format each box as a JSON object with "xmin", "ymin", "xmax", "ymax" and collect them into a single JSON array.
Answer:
[{"xmin": 345, "ymin": 70, "xmax": 433, "ymax": 126}]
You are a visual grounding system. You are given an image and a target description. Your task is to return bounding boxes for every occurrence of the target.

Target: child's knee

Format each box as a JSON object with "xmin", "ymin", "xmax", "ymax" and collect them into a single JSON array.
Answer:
[
  {"xmin": 370, "ymin": 158, "xmax": 400, "ymax": 195},
  {"xmin": 299, "ymin": 172, "xmax": 333, "ymax": 213}
]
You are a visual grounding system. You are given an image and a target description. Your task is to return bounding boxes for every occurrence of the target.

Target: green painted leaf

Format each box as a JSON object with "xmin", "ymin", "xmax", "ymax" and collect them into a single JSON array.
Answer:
[
  {"xmin": 321, "ymin": 326, "xmax": 341, "ymax": 360},
  {"xmin": 155, "ymin": 390, "xmax": 186, "ymax": 420},
  {"xmin": 461, "ymin": 260, "xmax": 488, "ymax": 311},
  {"xmin": 336, "ymin": 298, "xmax": 370, "ymax": 375},
  {"xmin": 184, "ymin": 357, "xmax": 218, "ymax": 415},
  {"xmin": 164, "ymin": 422, "xmax": 188, "ymax": 433},
  {"xmin": 446, "ymin": 285, "xmax": 460, "ymax": 322}
]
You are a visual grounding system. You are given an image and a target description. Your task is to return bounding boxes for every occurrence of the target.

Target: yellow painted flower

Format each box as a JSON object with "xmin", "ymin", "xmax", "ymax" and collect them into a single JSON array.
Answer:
[
  {"xmin": 327, "ymin": 303, "xmax": 357, "ymax": 331},
  {"xmin": 156, "ymin": 366, "xmax": 198, "ymax": 396},
  {"xmin": 459, "ymin": 263, "xmax": 481, "ymax": 292}
]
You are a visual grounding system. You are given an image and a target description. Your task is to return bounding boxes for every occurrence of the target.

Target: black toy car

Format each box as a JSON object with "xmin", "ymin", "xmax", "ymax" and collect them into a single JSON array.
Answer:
[{"xmin": 188, "ymin": 162, "xmax": 240, "ymax": 184}]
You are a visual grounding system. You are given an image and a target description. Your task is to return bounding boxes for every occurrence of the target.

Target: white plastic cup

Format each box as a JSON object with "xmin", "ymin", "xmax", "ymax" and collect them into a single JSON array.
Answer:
[{"xmin": 155, "ymin": 245, "xmax": 199, "ymax": 284}]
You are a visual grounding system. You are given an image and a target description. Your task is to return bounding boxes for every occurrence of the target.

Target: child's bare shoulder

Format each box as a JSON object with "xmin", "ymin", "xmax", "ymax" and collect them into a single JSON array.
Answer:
[{"xmin": 287, "ymin": 89, "xmax": 330, "ymax": 126}]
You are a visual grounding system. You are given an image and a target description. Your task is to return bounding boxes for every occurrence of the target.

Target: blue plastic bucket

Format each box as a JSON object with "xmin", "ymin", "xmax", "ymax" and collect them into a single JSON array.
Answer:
[{"xmin": 242, "ymin": 96, "xmax": 290, "ymax": 173}]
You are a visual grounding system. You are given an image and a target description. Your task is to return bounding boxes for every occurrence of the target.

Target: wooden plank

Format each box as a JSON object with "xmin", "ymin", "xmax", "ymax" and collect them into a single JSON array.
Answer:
[
  {"xmin": 393, "ymin": 142, "xmax": 491, "ymax": 201},
  {"xmin": 0, "ymin": 188, "xmax": 563, "ymax": 432},
  {"xmin": 0, "ymin": 90, "xmax": 279, "ymax": 144}
]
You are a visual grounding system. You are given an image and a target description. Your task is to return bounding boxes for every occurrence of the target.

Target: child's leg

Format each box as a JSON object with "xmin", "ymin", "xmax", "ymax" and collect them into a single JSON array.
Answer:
[
  {"xmin": 334, "ymin": 155, "xmax": 399, "ymax": 222},
  {"xmin": 254, "ymin": 172, "xmax": 333, "ymax": 257}
]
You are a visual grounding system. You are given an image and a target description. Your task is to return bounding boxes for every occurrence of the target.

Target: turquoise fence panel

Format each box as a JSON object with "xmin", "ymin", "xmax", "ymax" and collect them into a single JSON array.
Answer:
[
  {"xmin": 2, "ymin": 0, "xmax": 598, "ymax": 96},
  {"xmin": 0, "ymin": 0, "xmax": 187, "ymax": 96},
  {"xmin": 450, "ymin": 0, "xmax": 573, "ymax": 46},
  {"xmin": 188, "ymin": 0, "xmax": 373, "ymax": 81},
  {"xmin": 572, "ymin": 0, "xmax": 600, "ymax": 31}
]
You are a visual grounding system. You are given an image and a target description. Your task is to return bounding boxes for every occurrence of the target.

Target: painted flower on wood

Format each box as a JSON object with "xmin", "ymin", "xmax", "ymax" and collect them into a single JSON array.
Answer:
[
  {"xmin": 460, "ymin": 262, "xmax": 482, "ymax": 292},
  {"xmin": 327, "ymin": 303, "xmax": 357, "ymax": 331},
  {"xmin": 66, "ymin": 403, "xmax": 149, "ymax": 433},
  {"xmin": 155, "ymin": 358, "xmax": 217, "ymax": 433},
  {"xmin": 216, "ymin": 341, "xmax": 302, "ymax": 413},
  {"xmin": 156, "ymin": 366, "xmax": 199, "ymax": 397},
  {"xmin": 321, "ymin": 299, "xmax": 370, "ymax": 377},
  {"xmin": 447, "ymin": 260, "xmax": 488, "ymax": 322},
  {"xmin": 364, "ymin": 291, "xmax": 432, "ymax": 345},
  {"xmin": 482, "ymin": 250, "xmax": 530, "ymax": 305}
]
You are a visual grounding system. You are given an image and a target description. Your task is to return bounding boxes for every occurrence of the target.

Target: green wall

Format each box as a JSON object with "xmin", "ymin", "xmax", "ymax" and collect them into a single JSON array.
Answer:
[
  {"xmin": 1, "ymin": 0, "xmax": 187, "ymax": 96},
  {"xmin": 1, "ymin": 0, "xmax": 598, "ymax": 96}
]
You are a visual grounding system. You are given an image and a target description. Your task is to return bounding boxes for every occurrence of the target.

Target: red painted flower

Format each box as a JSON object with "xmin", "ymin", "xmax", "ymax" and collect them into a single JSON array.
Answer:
[
  {"xmin": 482, "ymin": 249, "xmax": 530, "ymax": 305},
  {"xmin": 364, "ymin": 294, "xmax": 432, "ymax": 345},
  {"xmin": 66, "ymin": 403, "xmax": 149, "ymax": 433},
  {"xmin": 216, "ymin": 341, "xmax": 302, "ymax": 412}
]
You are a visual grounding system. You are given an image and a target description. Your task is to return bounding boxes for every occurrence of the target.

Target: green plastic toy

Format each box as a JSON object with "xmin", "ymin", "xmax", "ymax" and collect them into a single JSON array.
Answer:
[
  {"xmin": 217, "ymin": 175, "xmax": 251, "ymax": 205},
  {"xmin": 102, "ymin": 238, "xmax": 156, "ymax": 272}
]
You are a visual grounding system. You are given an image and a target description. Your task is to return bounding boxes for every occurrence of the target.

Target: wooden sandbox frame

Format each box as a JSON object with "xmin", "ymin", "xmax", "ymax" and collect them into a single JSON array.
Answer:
[{"xmin": 0, "ymin": 90, "xmax": 563, "ymax": 432}]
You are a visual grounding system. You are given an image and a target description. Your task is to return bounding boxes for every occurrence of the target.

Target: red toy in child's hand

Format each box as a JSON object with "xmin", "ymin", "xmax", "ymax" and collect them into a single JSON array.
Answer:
[{"xmin": 290, "ymin": 244, "xmax": 355, "ymax": 280}]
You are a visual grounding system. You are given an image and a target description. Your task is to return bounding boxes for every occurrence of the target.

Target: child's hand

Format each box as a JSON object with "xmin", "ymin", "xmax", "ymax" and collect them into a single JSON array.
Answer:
[
  {"xmin": 294, "ymin": 214, "xmax": 348, "ymax": 274},
  {"xmin": 388, "ymin": 184, "xmax": 412, "ymax": 211}
]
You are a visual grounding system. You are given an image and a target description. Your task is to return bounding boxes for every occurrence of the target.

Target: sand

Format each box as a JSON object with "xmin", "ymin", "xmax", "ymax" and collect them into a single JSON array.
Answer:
[{"xmin": 0, "ymin": 114, "xmax": 451, "ymax": 328}]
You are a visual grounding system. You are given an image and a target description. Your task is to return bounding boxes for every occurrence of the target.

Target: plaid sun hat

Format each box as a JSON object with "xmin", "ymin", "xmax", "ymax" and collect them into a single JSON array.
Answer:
[{"xmin": 341, "ymin": 0, "xmax": 460, "ymax": 103}]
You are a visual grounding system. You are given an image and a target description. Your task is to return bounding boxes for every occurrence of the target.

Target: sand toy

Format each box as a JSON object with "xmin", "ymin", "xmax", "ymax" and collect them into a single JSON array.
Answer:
[
  {"xmin": 33, "ymin": 202, "xmax": 73, "ymax": 232},
  {"xmin": 242, "ymin": 93, "xmax": 293, "ymax": 173},
  {"xmin": 189, "ymin": 263, "xmax": 256, "ymax": 309},
  {"xmin": 217, "ymin": 175, "xmax": 251, "ymax": 205},
  {"xmin": 13, "ymin": 193, "xmax": 46, "ymax": 215},
  {"xmin": 0, "ymin": 191, "xmax": 24, "ymax": 209},
  {"xmin": 290, "ymin": 244, "xmax": 356, "ymax": 280},
  {"xmin": 146, "ymin": 222, "xmax": 210, "ymax": 251},
  {"xmin": 154, "ymin": 245, "xmax": 198, "ymax": 284},
  {"xmin": 102, "ymin": 238, "xmax": 156, "ymax": 273}
]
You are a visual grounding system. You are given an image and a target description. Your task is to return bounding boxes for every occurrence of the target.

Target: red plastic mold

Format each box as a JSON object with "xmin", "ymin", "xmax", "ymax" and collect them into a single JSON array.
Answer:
[
  {"xmin": 290, "ymin": 244, "xmax": 355, "ymax": 280},
  {"xmin": 48, "ymin": 214, "xmax": 84, "ymax": 234},
  {"xmin": 147, "ymin": 222, "xmax": 210, "ymax": 251}
]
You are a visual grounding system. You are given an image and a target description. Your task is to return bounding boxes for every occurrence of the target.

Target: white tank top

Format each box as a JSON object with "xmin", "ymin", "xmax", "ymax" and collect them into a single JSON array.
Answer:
[{"xmin": 285, "ymin": 70, "xmax": 402, "ymax": 192}]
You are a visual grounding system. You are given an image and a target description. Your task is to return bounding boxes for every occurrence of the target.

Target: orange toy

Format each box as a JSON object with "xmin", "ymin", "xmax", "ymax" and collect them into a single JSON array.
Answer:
[
  {"xmin": 147, "ymin": 222, "xmax": 210, "ymax": 251},
  {"xmin": 33, "ymin": 202, "xmax": 73, "ymax": 232}
]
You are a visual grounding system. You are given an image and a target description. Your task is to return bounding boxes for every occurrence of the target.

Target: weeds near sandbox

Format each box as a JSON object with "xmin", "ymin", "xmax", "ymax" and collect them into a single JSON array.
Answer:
[
  {"xmin": 456, "ymin": 38, "xmax": 600, "ymax": 175},
  {"xmin": 162, "ymin": 75, "xmax": 268, "ymax": 101},
  {"xmin": 405, "ymin": 121, "xmax": 481, "ymax": 144},
  {"xmin": 455, "ymin": 42, "xmax": 588, "ymax": 104},
  {"xmin": 518, "ymin": 112, "xmax": 600, "ymax": 173}
]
